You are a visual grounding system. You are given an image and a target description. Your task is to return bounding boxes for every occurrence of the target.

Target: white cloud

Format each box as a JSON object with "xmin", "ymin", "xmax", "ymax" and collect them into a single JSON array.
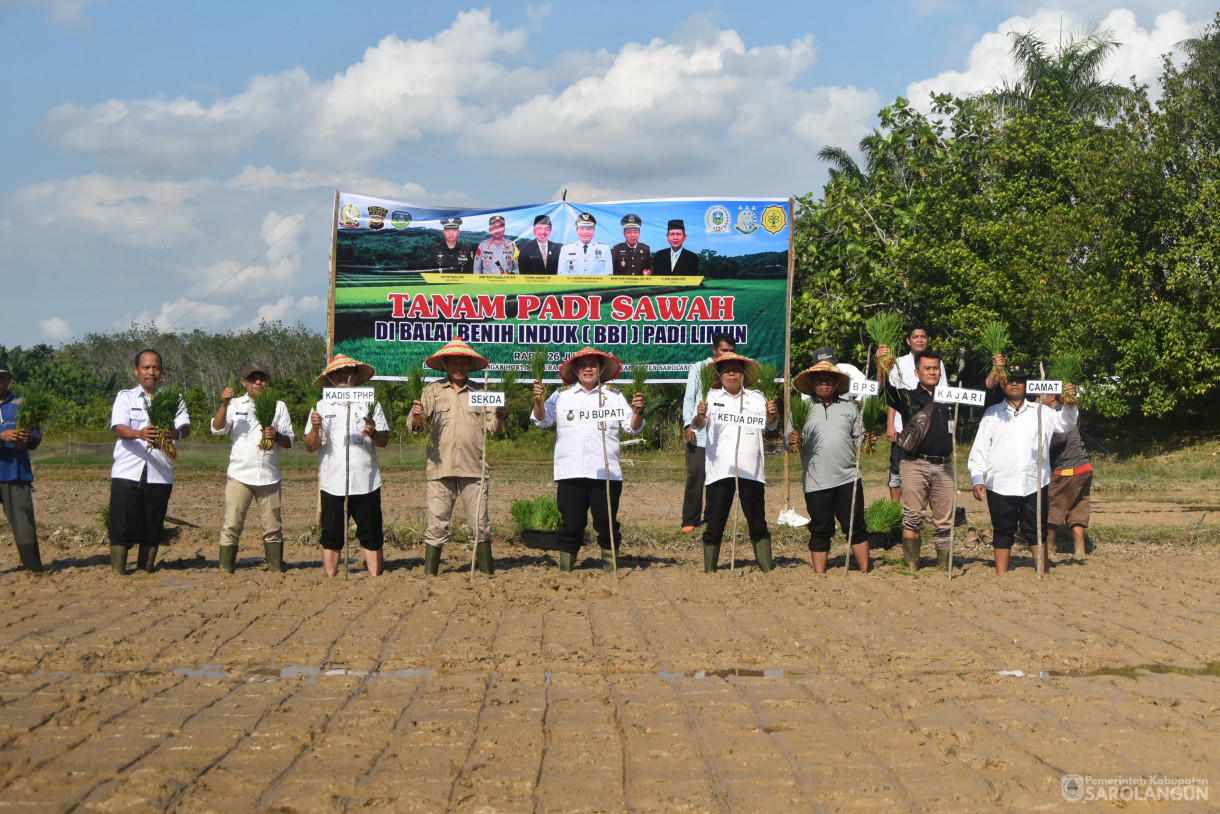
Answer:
[
  {"xmin": 39, "ymin": 317, "xmax": 72, "ymax": 341},
  {"xmin": 125, "ymin": 298, "xmax": 234, "ymax": 333},
  {"xmin": 14, "ymin": 174, "xmax": 215, "ymax": 248},
  {"xmin": 225, "ymin": 166, "xmax": 429, "ymax": 201},
  {"xmin": 905, "ymin": 8, "xmax": 1203, "ymax": 110},
  {"xmin": 45, "ymin": 10, "xmax": 542, "ymax": 176},
  {"xmin": 551, "ymin": 181, "xmax": 634, "ymax": 203},
  {"xmin": 460, "ymin": 30, "xmax": 874, "ymax": 178}
]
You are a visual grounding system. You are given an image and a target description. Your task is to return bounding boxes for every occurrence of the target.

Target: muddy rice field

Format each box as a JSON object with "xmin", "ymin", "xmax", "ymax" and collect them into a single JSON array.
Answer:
[{"xmin": 1, "ymin": 474, "xmax": 1217, "ymax": 812}]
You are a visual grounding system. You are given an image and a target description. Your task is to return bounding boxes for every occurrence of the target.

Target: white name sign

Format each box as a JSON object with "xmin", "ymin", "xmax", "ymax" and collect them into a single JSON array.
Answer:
[
  {"xmin": 468, "ymin": 391, "xmax": 506, "ymax": 407},
  {"xmin": 322, "ymin": 387, "xmax": 375, "ymax": 403},
  {"xmin": 849, "ymin": 379, "xmax": 881, "ymax": 397},
  {"xmin": 934, "ymin": 385, "xmax": 987, "ymax": 406},
  {"xmin": 1025, "ymin": 379, "xmax": 1063, "ymax": 395},
  {"xmin": 571, "ymin": 406, "xmax": 629, "ymax": 424},
  {"xmin": 712, "ymin": 410, "xmax": 767, "ymax": 428}
]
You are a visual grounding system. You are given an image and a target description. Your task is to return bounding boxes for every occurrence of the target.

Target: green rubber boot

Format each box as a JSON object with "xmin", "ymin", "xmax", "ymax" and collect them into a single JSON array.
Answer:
[
  {"xmin": 936, "ymin": 548, "xmax": 951, "ymax": 572},
  {"xmin": 136, "ymin": 544, "xmax": 158, "ymax": 574},
  {"xmin": 424, "ymin": 544, "xmax": 441, "ymax": 576},
  {"xmin": 601, "ymin": 548, "xmax": 616, "ymax": 573},
  {"xmin": 703, "ymin": 544, "xmax": 720, "ymax": 573},
  {"xmin": 559, "ymin": 551, "xmax": 576, "ymax": 572},
  {"xmin": 902, "ymin": 537, "xmax": 921, "ymax": 570},
  {"xmin": 263, "ymin": 541, "xmax": 284, "ymax": 573},
  {"xmin": 218, "ymin": 545, "xmax": 237, "ymax": 574},
  {"xmin": 752, "ymin": 537, "xmax": 774, "ymax": 573},
  {"xmin": 17, "ymin": 544, "xmax": 43, "ymax": 573},
  {"xmin": 110, "ymin": 545, "xmax": 129, "ymax": 576},
  {"xmin": 475, "ymin": 541, "xmax": 493, "ymax": 575}
]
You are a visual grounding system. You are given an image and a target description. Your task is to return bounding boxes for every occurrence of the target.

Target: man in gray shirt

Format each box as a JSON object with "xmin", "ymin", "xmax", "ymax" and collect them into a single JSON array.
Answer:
[{"xmin": 788, "ymin": 361, "xmax": 873, "ymax": 573}]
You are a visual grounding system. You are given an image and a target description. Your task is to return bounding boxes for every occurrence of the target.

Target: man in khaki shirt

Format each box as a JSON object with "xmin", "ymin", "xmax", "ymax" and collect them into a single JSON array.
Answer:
[{"xmin": 411, "ymin": 339, "xmax": 507, "ymax": 575}]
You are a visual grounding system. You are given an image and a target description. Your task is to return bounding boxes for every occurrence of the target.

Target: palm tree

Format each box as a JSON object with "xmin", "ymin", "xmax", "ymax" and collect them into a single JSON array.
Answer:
[{"xmin": 987, "ymin": 24, "xmax": 1132, "ymax": 120}]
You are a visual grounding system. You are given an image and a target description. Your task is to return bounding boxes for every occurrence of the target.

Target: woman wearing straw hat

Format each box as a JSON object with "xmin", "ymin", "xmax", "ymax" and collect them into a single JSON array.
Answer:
[
  {"xmin": 788, "ymin": 361, "xmax": 872, "ymax": 573},
  {"xmin": 303, "ymin": 355, "xmax": 389, "ymax": 577},
  {"xmin": 531, "ymin": 347, "xmax": 644, "ymax": 572},
  {"xmin": 410, "ymin": 339, "xmax": 507, "ymax": 576},
  {"xmin": 691, "ymin": 353, "xmax": 778, "ymax": 572}
]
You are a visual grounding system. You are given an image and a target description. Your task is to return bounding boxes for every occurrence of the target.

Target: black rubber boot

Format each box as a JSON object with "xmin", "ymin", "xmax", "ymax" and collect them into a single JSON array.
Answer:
[
  {"xmin": 902, "ymin": 537, "xmax": 921, "ymax": 570},
  {"xmin": 263, "ymin": 541, "xmax": 284, "ymax": 573},
  {"xmin": 110, "ymin": 545, "xmax": 129, "ymax": 576},
  {"xmin": 17, "ymin": 544, "xmax": 43, "ymax": 573},
  {"xmin": 218, "ymin": 545, "xmax": 237, "ymax": 574},
  {"xmin": 703, "ymin": 544, "xmax": 720, "ymax": 573},
  {"xmin": 475, "ymin": 541, "xmax": 493, "ymax": 575},
  {"xmin": 752, "ymin": 538, "xmax": 774, "ymax": 573},
  {"xmin": 601, "ymin": 548, "xmax": 616, "ymax": 573},
  {"xmin": 559, "ymin": 551, "xmax": 576, "ymax": 572},
  {"xmin": 936, "ymin": 548, "xmax": 951, "ymax": 572},
  {"xmin": 424, "ymin": 544, "xmax": 441, "ymax": 576},
  {"xmin": 136, "ymin": 544, "xmax": 158, "ymax": 574}
]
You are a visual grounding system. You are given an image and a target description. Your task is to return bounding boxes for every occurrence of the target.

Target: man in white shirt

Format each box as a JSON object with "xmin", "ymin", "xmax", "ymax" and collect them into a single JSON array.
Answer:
[
  {"xmin": 557, "ymin": 212, "xmax": 612, "ymax": 275},
  {"xmin": 211, "ymin": 362, "xmax": 295, "ymax": 573},
  {"xmin": 691, "ymin": 353, "xmax": 778, "ymax": 572},
  {"xmin": 680, "ymin": 332, "xmax": 736, "ymax": 531},
  {"xmin": 303, "ymin": 355, "xmax": 390, "ymax": 577},
  {"xmin": 969, "ymin": 363, "xmax": 1078, "ymax": 574},
  {"xmin": 108, "ymin": 349, "xmax": 190, "ymax": 575},
  {"xmin": 531, "ymin": 347, "xmax": 644, "ymax": 571}
]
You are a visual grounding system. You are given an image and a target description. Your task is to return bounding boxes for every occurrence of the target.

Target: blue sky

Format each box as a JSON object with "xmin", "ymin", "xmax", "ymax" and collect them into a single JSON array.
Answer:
[{"xmin": 0, "ymin": 0, "xmax": 1210, "ymax": 346}]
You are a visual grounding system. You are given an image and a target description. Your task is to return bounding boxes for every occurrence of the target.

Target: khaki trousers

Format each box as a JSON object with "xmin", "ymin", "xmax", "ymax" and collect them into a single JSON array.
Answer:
[
  {"xmin": 899, "ymin": 458, "xmax": 955, "ymax": 549},
  {"xmin": 425, "ymin": 477, "xmax": 490, "ymax": 548},
  {"xmin": 220, "ymin": 478, "xmax": 283, "ymax": 548}
]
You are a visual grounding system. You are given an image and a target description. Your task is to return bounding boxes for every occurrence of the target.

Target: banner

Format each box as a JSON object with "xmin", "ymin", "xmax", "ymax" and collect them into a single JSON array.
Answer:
[{"xmin": 330, "ymin": 192, "xmax": 791, "ymax": 382}]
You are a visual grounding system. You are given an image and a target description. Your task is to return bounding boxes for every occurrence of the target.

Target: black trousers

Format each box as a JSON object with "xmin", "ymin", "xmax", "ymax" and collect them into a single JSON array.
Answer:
[
  {"xmin": 986, "ymin": 488, "xmax": 1049, "ymax": 549},
  {"xmin": 702, "ymin": 477, "xmax": 769, "ymax": 546},
  {"xmin": 681, "ymin": 442, "xmax": 706, "ymax": 526},
  {"xmin": 320, "ymin": 489, "xmax": 384, "ymax": 551},
  {"xmin": 803, "ymin": 480, "xmax": 868, "ymax": 552},
  {"xmin": 556, "ymin": 478, "xmax": 622, "ymax": 555},
  {"xmin": 109, "ymin": 475, "xmax": 173, "ymax": 549}
]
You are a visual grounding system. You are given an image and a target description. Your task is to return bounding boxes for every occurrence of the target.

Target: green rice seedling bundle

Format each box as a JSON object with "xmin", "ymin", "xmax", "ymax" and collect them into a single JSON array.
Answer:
[
  {"xmin": 981, "ymin": 321, "xmax": 1010, "ymax": 386},
  {"xmin": 787, "ymin": 392, "xmax": 812, "ymax": 451},
  {"xmin": 698, "ymin": 360, "xmax": 716, "ymax": 400},
  {"xmin": 251, "ymin": 387, "xmax": 280, "ymax": 450},
  {"xmin": 499, "ymin": 367, "xmax": 518, "ymax": 397},
  {"xmin": 145, "ymin": 387, "xmax": 184, "ymax": 461},
  {"xmin": 14, "ymin": 390, "xmax": 54, "ymax": 433},
  {"xmin": 530, "ymin": 346, "xmax": 548, "ymax": 384},
  {"xmin": 863, "ymin": 499, "xmax": 903, "ymax": 533},
  {"xmin": 861, "ymin": 394, "xmax": 888, "ymax": 454},
  {"xmin": 1048, "ymin": 351, "xmax": 1083, "ymax": 406},
  {"xmin": 866, "ymin": 312, "xmax": 903, "ymax": 376},
  {"xmin": 404, "ymin": 363, "xmax": 425, "ymax": 405},
  {"xmin": 755, "ymin": 362, "xmax": 778, "ymax": 402},
  {"xmin": 630, "ymin": 361, "xmax": 648, "ymax": 402},
  {"xmin": 509, "ymin": 495, "xmax": 562, "ymax": 531}
]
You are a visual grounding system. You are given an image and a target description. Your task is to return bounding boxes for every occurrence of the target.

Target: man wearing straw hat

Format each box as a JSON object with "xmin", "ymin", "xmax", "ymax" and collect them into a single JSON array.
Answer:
[
  {"xmin": 691, "ymin": 352, "xmax": 778, "ymax": 572},
  {"xmin": 787, "ymin": 361, "xmax": 872, "ymax": 573},
  {"xmin": 211, "ymin": 362, "xmax": 295, "ymax": 573},
  {"xmin": 410, "ymin": 339, "xmax": 507, "ymax": 576},
  {"xmin": 883, "ymin": 348, "xmax": 955, "ymax": 571},
  {"xmin": 303, "ymin": 355, "xmax": 389, "ymax": 577},
  {"xmin": 680, "ymin": 332, "xmax": 737, "ymax": 532},
  {"xmin": 968, "ymin": 364, "xmax": 1078, "ymax": 575},
  {"xmin": 531, "ymin": 347, "xmax": 644, "ymax": 571}
]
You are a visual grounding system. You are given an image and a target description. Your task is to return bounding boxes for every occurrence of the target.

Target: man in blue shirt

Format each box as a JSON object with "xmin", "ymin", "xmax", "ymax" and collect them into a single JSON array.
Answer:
[
  {"xmin": 680, "ymin": 333, "xmax": 736, "ymax": 531},
  {"xmin": 0, "ymin": 362, "xmax": 43, "ymax": 572}
]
